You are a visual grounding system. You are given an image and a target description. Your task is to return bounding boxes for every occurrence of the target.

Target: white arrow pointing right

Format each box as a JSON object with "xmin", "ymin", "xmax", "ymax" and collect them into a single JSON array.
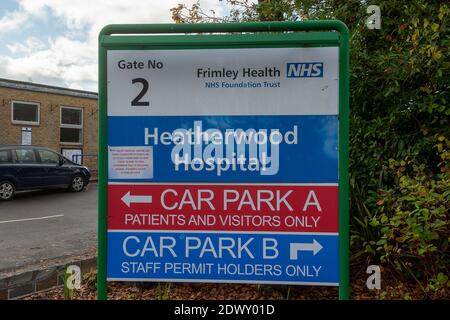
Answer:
[{"xmin": 289, "ymin": 239, "xmax": 323, "ymax": 260}]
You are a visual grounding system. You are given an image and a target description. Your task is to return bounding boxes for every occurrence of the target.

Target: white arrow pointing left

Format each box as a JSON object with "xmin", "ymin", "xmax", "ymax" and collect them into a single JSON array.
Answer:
[{"xmin": 121, "ymin": 191, "xmax": 152, "ymax": 207}]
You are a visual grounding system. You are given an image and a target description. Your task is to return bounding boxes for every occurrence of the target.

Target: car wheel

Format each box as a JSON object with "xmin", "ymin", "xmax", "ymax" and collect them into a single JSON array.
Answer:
[
  {"xmin": 69, "ymin": 175, "xmax": 85, "ymax": 192},
  {"xmin": 0, "ymin": 181, "xmax": 15, "ymax": 201}
]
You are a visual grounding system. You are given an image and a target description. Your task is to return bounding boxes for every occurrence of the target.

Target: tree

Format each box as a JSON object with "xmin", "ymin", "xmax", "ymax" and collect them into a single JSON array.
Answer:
[{"xmin": 171, "ymin": 0, "xmax": 449, "ymax": 295}]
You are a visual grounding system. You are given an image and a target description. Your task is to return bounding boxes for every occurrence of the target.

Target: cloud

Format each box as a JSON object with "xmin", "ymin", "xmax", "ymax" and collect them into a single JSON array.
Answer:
[
  {"xmin": 0, "ymin": 0, "xmax": 228, "ymax": 91},
  {"xmin": 0, "ymin": 35, "xmax": 97, "ymax": 90},
  {"xmin": 7, "ymin": 37, "xmax": 47, "ymax": 54},
  {"xmin": 0, "ymin": 10, "xmax": 29, "ymax": 32}
]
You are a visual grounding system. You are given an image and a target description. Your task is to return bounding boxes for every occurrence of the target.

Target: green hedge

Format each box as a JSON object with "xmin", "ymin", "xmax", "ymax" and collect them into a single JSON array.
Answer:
[{"xmin": 173, "ymin": 0, "xmax": 450, "ymax": 292}]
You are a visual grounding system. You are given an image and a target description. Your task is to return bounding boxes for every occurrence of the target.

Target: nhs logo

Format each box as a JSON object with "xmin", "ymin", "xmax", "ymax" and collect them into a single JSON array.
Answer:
[{"xmin": 286, "ymin": 62, "xmax": 323, "ymax": 78}]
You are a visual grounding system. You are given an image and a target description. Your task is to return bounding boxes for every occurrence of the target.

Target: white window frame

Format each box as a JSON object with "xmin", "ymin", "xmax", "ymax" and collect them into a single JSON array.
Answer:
[
  {"xmin": 11, "ymin": 100, "xmax": 40, "ymax": 125},
  {"xmin": 60, "ymin": 106, "xmax": 83, "ymax": 145}
]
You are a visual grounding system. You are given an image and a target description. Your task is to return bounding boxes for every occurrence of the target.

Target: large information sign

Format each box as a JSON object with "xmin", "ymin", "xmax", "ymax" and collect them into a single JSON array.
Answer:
[{"xmin": 98, "ymin": 21, "xmax": 349, "ymax": 299}]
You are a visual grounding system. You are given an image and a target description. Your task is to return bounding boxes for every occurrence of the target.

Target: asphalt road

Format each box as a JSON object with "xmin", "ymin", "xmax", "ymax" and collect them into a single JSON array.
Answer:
[{"xmin": 0, "ymin": 183, "xmax": 97, "ymax": 277}]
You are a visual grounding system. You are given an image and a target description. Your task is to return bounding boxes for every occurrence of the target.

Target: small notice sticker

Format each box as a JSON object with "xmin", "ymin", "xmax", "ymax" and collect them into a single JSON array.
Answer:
[{"xmin": 108, "ymin": 146, "xmax": 153, "ymax": 179}]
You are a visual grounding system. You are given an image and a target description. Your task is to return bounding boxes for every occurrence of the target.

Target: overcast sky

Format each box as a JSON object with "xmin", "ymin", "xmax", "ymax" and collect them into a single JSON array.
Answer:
[{"xmin": 0, "ymin": 0, "xmax": 234, "ymax": 92}]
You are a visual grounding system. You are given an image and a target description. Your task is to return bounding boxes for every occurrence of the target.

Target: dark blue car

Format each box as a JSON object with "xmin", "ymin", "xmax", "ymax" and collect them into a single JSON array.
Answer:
[{"xmin": 0, "ymin": 145, "xmax": 90, "ymax": 200}]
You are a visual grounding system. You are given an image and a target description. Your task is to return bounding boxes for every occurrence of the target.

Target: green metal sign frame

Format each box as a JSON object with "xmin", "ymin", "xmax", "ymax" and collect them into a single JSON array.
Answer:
[{"xmin": 98, "ymin": 20, "xmax": 349, "ymax": 300}]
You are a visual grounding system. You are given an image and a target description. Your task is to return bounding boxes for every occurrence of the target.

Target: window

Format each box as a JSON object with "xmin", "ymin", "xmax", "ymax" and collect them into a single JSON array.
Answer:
[
  {"xmin": 60, "ymin": 106, "xmax": 83, "ymax": 144},
  {"xmin": 11, "ymin": 101, "xmax": 40, "ymax": 125},
  {"xmin": 0, "ymin": 150, "xmax": 11, "ymax": 164},
  {"xmin": 14, "ymin": 149, "xmax": 37, "ymax": 164},
  {"xmin": 38, "ymin": 149, "xmax": 60, "ymax": 165}
]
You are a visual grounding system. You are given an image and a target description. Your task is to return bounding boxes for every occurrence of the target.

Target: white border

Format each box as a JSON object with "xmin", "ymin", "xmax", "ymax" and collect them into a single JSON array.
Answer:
[
  {"xmin": 108, "ymin": 182, "xmax": 338, "ymax": 186},
  {"xmin": 60, "ymin": 105, "xmax": 84, "ymax": 145},
  {"xmin": 108, "ymin": 229, "xmax": 338, "ymax": 236},
  {"xmin": 11, "ymin": 100, "xmax": 40, "ymax": 126},
  {"xmin": 107, "ymin": 277, "xmax": 339, "ymax": 286}
]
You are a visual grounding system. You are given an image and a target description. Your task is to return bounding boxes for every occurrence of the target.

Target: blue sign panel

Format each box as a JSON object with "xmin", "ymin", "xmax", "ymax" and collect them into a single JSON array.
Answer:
[
  {"xmin": 107, "ymin": 115, "xmax": 338, "ymax": 183},
  {"xmin": 107, "ymin": 231, "xmax": 339, "ymax": 285}
]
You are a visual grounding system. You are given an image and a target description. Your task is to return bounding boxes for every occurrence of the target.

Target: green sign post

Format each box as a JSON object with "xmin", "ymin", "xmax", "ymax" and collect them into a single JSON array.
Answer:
[{"xmin": 98, "ymin": 20, "xmax": 349, "ymax": 300}]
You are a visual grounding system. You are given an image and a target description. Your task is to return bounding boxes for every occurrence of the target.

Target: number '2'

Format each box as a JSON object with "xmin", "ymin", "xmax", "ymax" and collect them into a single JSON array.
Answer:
[{"xmin": 131, "ymin": 78, "xmax": 150, "ymax": 106}]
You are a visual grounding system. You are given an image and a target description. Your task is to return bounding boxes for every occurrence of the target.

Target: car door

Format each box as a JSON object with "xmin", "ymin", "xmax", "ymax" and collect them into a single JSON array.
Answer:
[
  {"xmin": 0, "ymin": 149, "xmax": 15, "ymax": 183},
  {"xmin": 36, "ymin": 149, "xmax": 73, "ymax": 185},
  {"xmin": 12, "ymin": 148, "xmax": 44, "ymax": 188}
]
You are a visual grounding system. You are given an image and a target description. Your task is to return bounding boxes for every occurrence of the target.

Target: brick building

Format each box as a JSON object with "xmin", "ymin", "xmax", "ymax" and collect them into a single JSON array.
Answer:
[{"xmin": 0, "ymin": 78, "xmax": 98, "ymax": 173}]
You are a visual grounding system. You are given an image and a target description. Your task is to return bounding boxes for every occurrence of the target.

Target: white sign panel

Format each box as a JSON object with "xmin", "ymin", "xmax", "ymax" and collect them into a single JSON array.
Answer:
[
  {"xmin": 106, "ymin": 45, "xmax": 340, "ymax": 285},
  {"xmin": 21, "ymin": 127, "xmax": 32, "ymax": 145},
  {"xmin": 107, "ymin": 47, "xmax": 338, "ymax": 116},
  {"xmin": 62, "ymin": 148, "xmax": 82, "ymax": 164},
  {"xmin": 108, "ymin": 146, "xmax": 153, "ymax": 180}
]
